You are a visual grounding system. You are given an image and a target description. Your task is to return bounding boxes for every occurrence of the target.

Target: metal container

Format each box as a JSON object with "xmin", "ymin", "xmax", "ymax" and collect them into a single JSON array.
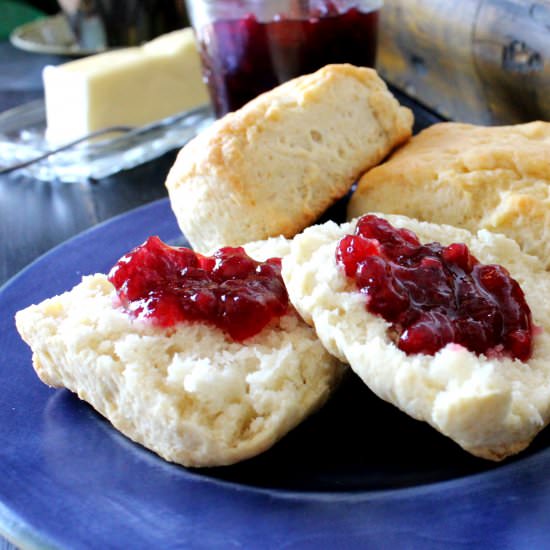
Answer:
[{"xmin": 377, "ymin": 0, "xmax": 550, "ymax": 124}]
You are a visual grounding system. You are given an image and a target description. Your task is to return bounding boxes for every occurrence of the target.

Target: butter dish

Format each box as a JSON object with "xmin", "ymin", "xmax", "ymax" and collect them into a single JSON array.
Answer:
[
  {"xmin": 1, "ymin": 27, "xmax": 213, "ymax": 183},
  {"xmin": 42, "ymin": 29, "xmax": 209, "ymax": 145},
  {"xmin": 0, "ymin": 100, "xmax": 213, "ymax": 182}
]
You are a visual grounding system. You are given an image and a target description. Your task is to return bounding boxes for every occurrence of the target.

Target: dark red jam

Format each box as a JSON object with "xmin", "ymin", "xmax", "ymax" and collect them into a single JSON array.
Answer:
[
  {"xmin": 108, "ymin": 236, "xmax": 289, "ymax": 342},
  {"xmin": 198, "ymin": 3, "xmax": 379, "ymax": 117},
  {"xmin": 336, "ymin": 215, "xmax": 533, "ymax": 361}
]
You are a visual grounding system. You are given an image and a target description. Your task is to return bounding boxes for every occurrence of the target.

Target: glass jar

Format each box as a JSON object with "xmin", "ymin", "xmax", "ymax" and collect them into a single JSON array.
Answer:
[{"xmin": 185, "ymin": 0, "xmax": 384, "ymax": 117}]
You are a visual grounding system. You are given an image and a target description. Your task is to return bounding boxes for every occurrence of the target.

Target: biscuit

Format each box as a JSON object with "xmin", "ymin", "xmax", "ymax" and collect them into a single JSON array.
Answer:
[
  {"xmin": 15, "ymin": 238, "xmax": 344, "ymax": 468},
  {"xmin": 166, "ymin": 64, "xmax": 413, "ymax": 253},
  {"xmin": 347, "ymin": 121, "xmax": 550, "ymax": 268},
  {"xmin": 282, "ymin": 214, "xmax": 550, "ymax": 460}
]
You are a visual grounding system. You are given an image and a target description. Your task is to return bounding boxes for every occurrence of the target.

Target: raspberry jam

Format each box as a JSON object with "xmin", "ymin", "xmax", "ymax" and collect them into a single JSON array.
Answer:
[
  {"xmin": 336, "ymin": 215, "xmax": 533, "ymax": 360},
  {"xmin": 108, "ymin": 237, "xmax": 289, "ymax": 341},
  {"xmin": 197, "ymin": 4, "xmax": 379, "ymax": 117}
]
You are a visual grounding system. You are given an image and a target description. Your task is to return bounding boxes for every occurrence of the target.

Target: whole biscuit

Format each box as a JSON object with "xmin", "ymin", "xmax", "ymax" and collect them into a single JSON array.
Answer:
[
  {"xmin": 348, "ymin": 121, "xmax": 550, "ymax": 268},
  {"xmin": 166, "ymin": 64, "xmax": 413, "ymax": 253},
  {"xmin": 282, "ymin": 214, "xmax": 550, "ymax": 461},
  {"xmin": 15, "ymin": 238, "xmax": 344, "ymax": 468}
]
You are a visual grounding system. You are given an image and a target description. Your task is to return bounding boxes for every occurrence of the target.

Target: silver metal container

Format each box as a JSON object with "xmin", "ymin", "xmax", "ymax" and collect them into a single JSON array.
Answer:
[{"xmin": 377, "ymin": 0, "xmax": 550, "ymax": 124}]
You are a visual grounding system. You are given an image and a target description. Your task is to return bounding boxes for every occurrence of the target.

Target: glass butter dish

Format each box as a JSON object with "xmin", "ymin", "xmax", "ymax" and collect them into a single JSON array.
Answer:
[{"xmin": 0, "ymin": 100, "xmax": 214, "ymax": 183}]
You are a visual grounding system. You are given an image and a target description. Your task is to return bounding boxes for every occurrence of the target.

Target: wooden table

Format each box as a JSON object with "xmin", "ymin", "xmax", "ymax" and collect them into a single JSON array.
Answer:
[{"xmin": 0, "ymin": 40, "xmax": 442, "ymax": 548}]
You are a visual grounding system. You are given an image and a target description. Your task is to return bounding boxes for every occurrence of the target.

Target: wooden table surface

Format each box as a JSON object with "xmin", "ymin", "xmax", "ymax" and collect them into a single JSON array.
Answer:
[{"xmin": 0, "ymin": 40, "xmax": 442, "ymax": 549}]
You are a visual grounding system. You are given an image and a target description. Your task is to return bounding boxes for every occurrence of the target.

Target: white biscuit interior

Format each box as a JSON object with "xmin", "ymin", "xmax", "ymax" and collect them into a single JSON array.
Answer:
[
  {"xmin": 15, "ymin": 238, "xmax": 344, "ymax": 467},
  {"xmin": 282, "ymin": 214, "xmax": 550, "ymax": 460},
  {"xmin": 166, "ymin": 64, "xmax": 413, "ymax": 253}
]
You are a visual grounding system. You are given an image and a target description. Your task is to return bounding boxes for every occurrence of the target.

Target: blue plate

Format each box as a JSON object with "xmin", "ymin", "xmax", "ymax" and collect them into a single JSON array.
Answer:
[{"xmin": 2, "ymin": 198, "xmax": 550, "ymax": 549}]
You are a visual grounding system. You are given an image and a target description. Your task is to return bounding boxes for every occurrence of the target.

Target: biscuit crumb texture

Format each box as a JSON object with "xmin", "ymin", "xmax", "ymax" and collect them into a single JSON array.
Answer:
[
  {"xmin": 15, "ymin": 239, "xmax": 344, "ymax": 467},
  {"xmin": 348, "ymin": 121, "xmax": 550, "ymax": 268},
  {"xmin": 166, "ymin": 64, "xmax": 413, "ymax": 253},
  {"xmin": 282, "ymin": 214, "xmax": 550, "ymax": 461}
]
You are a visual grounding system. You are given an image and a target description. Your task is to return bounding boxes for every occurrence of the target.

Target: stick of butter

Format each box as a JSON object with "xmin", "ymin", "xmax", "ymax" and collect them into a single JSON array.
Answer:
[{"xmin": 43, "ymin": 28, "xmax": 209, "ymax": 144}]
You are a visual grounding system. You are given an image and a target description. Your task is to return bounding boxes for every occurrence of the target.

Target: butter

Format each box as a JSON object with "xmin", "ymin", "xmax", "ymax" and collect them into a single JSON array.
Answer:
[{"xmin": 43, "ymin": 28, "xmax": 209, "ymax": 144}]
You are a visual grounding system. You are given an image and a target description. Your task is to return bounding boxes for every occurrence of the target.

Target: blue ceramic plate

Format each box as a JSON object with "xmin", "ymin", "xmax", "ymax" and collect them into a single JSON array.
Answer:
[{"xmin": 2, "ymin": 198, "xmax": 550, "ymax": 549}]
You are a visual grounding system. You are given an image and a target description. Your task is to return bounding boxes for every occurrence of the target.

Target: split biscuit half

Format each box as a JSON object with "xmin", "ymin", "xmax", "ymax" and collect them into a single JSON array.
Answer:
[
  {"xmin": 282, "ymin": 214, "xmax": 550, "ymax": 461},
  {"xmin": 15, "ymin": 238, "xmax": 344, "ymax": 468}
]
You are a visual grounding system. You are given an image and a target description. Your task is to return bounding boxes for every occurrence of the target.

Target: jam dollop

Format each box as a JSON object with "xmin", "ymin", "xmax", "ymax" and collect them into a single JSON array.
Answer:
[
  {"xmin": 336, "ymin": 215, "xmax": 533, "ymax": 360},
  {"xmin": 108, "ymin": 236, "xmax": 289, "ymax": 341},
  {"xmin": 198, "ymin": 3, "xmax": 379, "ymax": 116}
]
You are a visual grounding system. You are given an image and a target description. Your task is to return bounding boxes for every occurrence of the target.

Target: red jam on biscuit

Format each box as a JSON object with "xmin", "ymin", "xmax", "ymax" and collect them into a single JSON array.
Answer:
[
  {"xmin": 108, "ymin": 237, "xmax": 288, "ymax": 341},
  {"xmin": 336, "ymin": 215, "xmax": 533, "ymax": 360}
]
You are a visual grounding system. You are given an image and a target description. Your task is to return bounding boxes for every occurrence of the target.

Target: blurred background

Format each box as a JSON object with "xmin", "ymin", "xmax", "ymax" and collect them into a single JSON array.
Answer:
[
  {"xmin": 1, "ymin": 1, "xmax": 59, "ymax": 40},
  {"xmin": 3, "ymin": 0, "xmax": 550, "ymax": 125}
]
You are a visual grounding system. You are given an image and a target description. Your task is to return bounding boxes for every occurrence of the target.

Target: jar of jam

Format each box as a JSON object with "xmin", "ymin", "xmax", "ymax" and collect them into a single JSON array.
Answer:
[{"xmin": 185, "ymin": 0, "xmax": 383, "ymax": 117}]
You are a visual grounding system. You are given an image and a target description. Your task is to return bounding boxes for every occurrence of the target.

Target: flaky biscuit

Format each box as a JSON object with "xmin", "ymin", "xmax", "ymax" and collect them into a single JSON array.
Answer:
[
  {"xmin": 348, "ymin": 121, "xmax": 550, "ymax": 268},
  {"xmin": 166, "ymin": 64, "xmax": 413, "ymax": 253},
  {"xmin": 15, "ymin": 238, "xmax": 344, "ymax": 468},
  {"xmin": 282, "ymin": 214, "xmax": 550, "ymax": 461}
]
